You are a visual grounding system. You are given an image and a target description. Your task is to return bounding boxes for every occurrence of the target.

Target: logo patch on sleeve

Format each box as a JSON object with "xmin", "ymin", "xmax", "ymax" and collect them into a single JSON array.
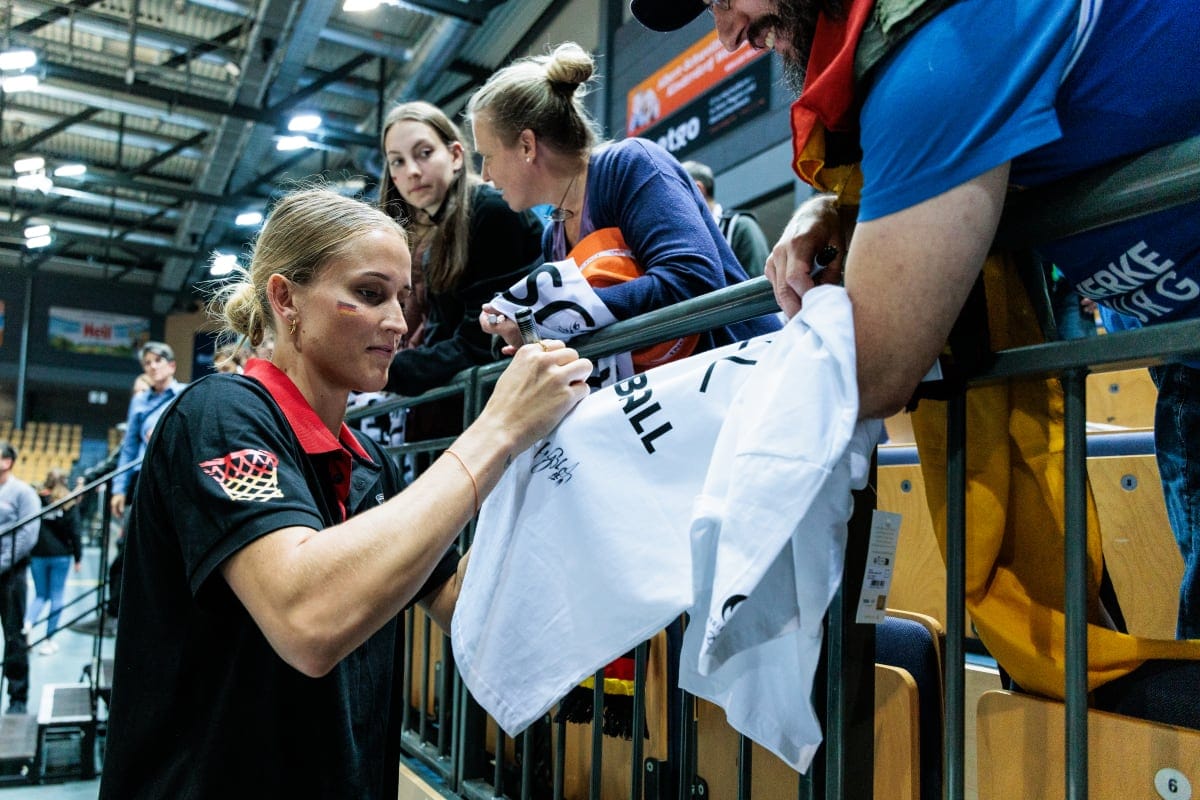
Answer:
[{"xmin": 199, "ymin": 448, "xmax": 285, "ymax": 502}]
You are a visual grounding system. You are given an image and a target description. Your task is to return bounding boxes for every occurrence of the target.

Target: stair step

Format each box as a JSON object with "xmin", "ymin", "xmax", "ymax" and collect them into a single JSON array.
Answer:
[
  {"xmin": 38, "ymin": 684, "xmax": 92, "ymax": 725},
  {"xmin": 0, "ymin": 714, "xmax": 38, "ymax": 764}
]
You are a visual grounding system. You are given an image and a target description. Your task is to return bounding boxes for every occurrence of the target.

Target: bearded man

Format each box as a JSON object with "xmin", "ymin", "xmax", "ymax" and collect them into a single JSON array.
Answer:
[{"xmin": 633, "ymin": 0, "xmax": 1200, "ymax": 673}]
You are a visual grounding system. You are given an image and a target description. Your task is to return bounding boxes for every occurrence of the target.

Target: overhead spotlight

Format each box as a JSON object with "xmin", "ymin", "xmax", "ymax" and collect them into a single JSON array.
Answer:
[
  {"xmin": 15, "ymin": 173, "xmax": 53, "ymax": 193},
  {"xmin": 0, "ymin": 49, "xmax": 37, "ymax": 72},
  {"xmin": 343, "ymin": 0, "xmax": 383, "ymax": 10},
  {"xmin": 287, "ymin": 113, "xmax": 322, "ymax": 132},
  {"xmin": 1, "ymin": 73, "xmax": 39, "ymax": 93},
  {"xmin": 223, "ymin": 61, "xmax": 241, "ymax": 78},
  {"xmin": 276, "ymin": 135, "xmax": 312, "ymax": 152},
  {"xmin": 25, "ymin": 234, "xmax": 52, "ymax": 249},
  {"xmin": 13, "ymin": 156, "xmax": 45, "ymax": 173},
  {"xmin": 210, "ymin": 252, "xmax": 239, "ymax": 276},
  {"xmin": 235, "ymin": 210, "xmax": 263, "ymax": 226},
  {"xmin": 53, "ymin": 163, "xmax": 87, "ymax": 178},
  {"xmin": 23, "ymin": 224, "xmax": 50, "ymax": 239}
]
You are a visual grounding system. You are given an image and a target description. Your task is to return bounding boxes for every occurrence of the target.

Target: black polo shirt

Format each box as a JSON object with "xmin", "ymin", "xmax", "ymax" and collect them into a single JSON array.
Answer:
[{"xmin": 99, "ymin": 359, "xmax": 458, "ymax": 799}]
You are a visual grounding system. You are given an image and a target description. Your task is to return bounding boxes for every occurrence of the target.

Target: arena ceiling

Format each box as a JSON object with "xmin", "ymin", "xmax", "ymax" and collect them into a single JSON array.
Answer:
[{"xmin": 0, "ymin": 0, "xmax": 568, "ymax": 313}]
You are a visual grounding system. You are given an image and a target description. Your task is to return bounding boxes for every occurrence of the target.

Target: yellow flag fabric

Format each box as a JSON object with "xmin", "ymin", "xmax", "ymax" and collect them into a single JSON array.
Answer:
[
  {"xmin": 790, "ymin": 118, "xmax": 863, "ymax": 206},
  {"xmin": 910, "ymin": 253, "xmax": 1200, "ymax": 699}
]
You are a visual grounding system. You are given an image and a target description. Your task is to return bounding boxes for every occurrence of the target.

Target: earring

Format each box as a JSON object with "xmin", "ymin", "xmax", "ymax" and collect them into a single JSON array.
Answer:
[
  {"xmin": 288, "ymin": 317, "xmax": 298, "ymax": 337},
  {"xmin": 526, "ymin": 157, "xmax": 531, "ymax": 163}
]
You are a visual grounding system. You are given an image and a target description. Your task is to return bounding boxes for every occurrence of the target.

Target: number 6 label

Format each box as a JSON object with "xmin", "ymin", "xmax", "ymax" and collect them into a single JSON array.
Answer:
[{"xmin": 1156, "ymin": 768, "xmax": 1192, "ymax": 800}]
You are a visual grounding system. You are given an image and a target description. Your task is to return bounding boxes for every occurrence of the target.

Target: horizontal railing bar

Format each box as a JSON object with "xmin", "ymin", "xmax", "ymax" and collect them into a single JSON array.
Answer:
[
  {"xmin": 995, "ymin": 135, "xmax": 1200, "ymax": 249},
  {"xmin": 971, "ymin": 317, "xmax": 1200, "ymax": 383}
]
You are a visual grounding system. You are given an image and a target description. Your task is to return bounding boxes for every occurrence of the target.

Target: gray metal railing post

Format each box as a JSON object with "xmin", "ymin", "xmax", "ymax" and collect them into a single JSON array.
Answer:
[
  {"xmin": 1063, "ymin": 369, "xmax": 1090, "ymax": 800},
  {"xmin": 944, "ymin": 391, "xmax": 967, "ymax": 800}
]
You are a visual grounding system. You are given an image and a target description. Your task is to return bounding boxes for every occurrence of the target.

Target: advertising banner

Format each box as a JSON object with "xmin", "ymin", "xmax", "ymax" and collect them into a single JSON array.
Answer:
[
  {"xmin": 626, "ymin": 33, "xmax": 771, "ymax": 160},
  {"xmin": 48, "ymin": 306, "xmax": 150, "ymax": 356}
]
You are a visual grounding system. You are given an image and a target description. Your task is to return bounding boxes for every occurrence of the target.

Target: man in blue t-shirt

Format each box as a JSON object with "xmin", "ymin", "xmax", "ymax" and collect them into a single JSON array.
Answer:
[
  {"xmin": 631, "ymin": 0, "xmax": 1200, "ymax": 638},
  {"xmin": 105, "ymin": 341, "xmax": 185, "ymax": 621}
]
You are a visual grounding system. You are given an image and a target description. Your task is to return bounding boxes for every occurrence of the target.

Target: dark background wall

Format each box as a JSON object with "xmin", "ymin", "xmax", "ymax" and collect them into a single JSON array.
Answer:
[{"xmin": 0, "ymin": 264, "xmax": 166, "ymax": 437}]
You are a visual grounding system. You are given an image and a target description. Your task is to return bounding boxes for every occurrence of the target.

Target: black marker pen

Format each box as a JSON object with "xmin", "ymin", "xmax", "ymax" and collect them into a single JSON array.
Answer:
[
  {"xmin": 809, "ymin": 244, "xmax": 839, "ymax": 281},
  {"xmin": 515, "ymin": 308, "xmax": 541, "ymax": 346}
]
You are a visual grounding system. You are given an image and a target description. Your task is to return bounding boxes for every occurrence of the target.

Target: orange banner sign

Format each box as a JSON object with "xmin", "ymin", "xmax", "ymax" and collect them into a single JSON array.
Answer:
[{"xmin": 626, "ymin": 33, "xmax": 769, "ymax": 138}]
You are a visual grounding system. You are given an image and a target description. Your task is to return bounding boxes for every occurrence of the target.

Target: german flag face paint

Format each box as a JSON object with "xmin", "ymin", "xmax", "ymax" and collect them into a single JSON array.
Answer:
[{"xmin": 336, "ymin": 301, "xmax": 360, "ymax": 315}]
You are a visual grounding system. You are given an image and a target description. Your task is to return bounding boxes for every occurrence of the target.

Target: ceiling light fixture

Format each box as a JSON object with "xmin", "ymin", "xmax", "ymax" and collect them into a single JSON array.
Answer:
[
  {"xmin": 287, "ymin": 113, "xmax": 322, "ymax": 132},
  {"xmin": 23, "ymin": 224, "xmax": 50, "ymax": 239},
  {"xmin": 25, "ymin": 234, "xmax": 52, "ymax": 249},
  {"xmin": 235, "ymin": 211, "xmax": 263, "ymax": 226},
  {"xmin": 0, "ymin": 49, "xmax": 37, "ymax": 72},
  {"xmin": 1, "ymin": 73, "xmax": 39, "ymax": 93},
  {"xmin": 15, "ymin": 173, "xmax": 53, "ymax": 193},
  {"xmin": 210, "ymin": 253, "xmax": 239, "ymax": 276},
  {"xmin": 276, "ymin": 135, "xmax": 312, "ymax": 152},
  {"xmin": 343, "ymin": 0, "xmax": 383, "ymax": 11},
  {"xmin": 13, "ymin": 156, "xmax": 45, "ymax": 173},
  {"xmin": 53, "ymin": 163, "xmax": 87, "ymax": 178}
]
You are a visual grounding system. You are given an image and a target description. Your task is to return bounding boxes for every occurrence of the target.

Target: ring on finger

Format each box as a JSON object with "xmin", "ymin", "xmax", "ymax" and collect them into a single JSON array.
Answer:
[
  {"xmin": 487, "ymin": 313, "xmax": 499, "ymax": 326},
  {"xmin": 539, "ymin": 341, "xmax": 551, "ymax": 352}
]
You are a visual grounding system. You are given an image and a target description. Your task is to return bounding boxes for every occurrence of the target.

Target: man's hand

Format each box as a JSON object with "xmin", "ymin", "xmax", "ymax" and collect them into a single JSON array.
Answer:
[
  {"xmin": 110, "ymin": 493, "xmax": 125, "ymax": 518},
  {"xmin": 764, "ymin": 194, "xmax": 846, "ymax": 318}
]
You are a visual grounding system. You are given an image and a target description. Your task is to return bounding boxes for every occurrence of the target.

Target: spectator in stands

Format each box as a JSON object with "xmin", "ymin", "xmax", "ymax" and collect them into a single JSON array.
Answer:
[
  {"xmin": 683, "ymin": 160, "xmax": 771, "ymax": 278},
  {"xmin": 73, "ymin": 474, "xmax": 97, "ymax": 544},
  {"xmin": 107, "ymin": 341, "xmax": 185, "ymax": 621},
  {"xmin": 379, "ymin": 101, "xmax": 545, "ymax": 401},
  {"xmin": 113, "ymin": 342, "xmax": 184, "ymax": 517},
  {"xmin": 131, "ymin": 372, "xmax": 152, "ymax": 397},
  {"xmin": 252, "ymin": 330, "xmax": 275, "ymax": 361},
  {"xmin": 469, "ymin": 43, "xmax": 779, "ymax": 358},
  {"xmin": 27, "ymin": 468, "xmax": 82, "ymax": 655},
  {"xmin": 1045, "ymin": 262, "xmax": 1098, "ymax": 341},
  {"xmin": 98, "ymin": 187, "xmax": 591, "ymax": 798},
  {"xmin": 213, "ymin": 341, "xmax": 249, "ymax": 374},
  {"xmin": 632, "ymin": 0, "xmax": 1200, "ymax": 637},
  {"xmin": 0, "ymin": 441, "xmax": 39, "ymax": 715},
  {"xmin": 378, "ymin": 101, "xmax": 546, "ymax": 449},
  {"xmin": 79, "ymin": 447, "xmax": 120, "ymax": 549}
]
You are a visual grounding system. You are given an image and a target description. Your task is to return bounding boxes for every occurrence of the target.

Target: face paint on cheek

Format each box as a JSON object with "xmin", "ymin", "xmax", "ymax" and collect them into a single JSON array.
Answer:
[{"xmin": 337, "ymin": 301, "xmax": 360, "ymax": 315}]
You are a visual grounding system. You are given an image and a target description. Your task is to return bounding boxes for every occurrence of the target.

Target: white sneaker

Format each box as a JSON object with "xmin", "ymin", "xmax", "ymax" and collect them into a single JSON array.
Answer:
[{"xmin": 36, "ymin": 640, "xmax": 58, "ymax": 656}]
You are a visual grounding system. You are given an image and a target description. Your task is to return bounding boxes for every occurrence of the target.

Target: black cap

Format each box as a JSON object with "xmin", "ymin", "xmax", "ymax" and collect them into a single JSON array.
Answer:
[{"xmin": 630, "ymin": 0, "xmax": 709, "ymax": 32}]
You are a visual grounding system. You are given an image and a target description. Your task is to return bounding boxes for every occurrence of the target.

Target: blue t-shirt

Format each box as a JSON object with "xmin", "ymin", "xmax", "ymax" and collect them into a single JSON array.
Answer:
[{"xmin": 858, "ymin": 0, "xmax": 1200, "ymax": 327}]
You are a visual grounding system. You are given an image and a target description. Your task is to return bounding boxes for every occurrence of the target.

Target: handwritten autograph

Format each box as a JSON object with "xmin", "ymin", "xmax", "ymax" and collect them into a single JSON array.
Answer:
[{"xmin": 530, "ymin": 441, "xmax": 577, "ymax": 485}]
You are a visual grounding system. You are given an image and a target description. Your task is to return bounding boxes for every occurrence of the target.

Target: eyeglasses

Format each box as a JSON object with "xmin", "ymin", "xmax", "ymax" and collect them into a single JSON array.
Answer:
[{"xmin": 703, "ymin": 0, "xmax": 732, "ymax": 13}]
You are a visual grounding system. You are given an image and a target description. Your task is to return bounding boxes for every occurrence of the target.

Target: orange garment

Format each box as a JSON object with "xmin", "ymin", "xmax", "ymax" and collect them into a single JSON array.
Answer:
[
  {"xmin": 570, "ymin": 226, "xmax": 699, "ymax": 370},
  {"xmin": 910, "ymin": 254, "xmax": 1200, "ymax": 698}
]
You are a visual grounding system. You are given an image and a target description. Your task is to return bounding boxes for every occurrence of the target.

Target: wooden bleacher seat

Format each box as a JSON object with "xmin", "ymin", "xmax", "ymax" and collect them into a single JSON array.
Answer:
[
  {"xmin": 688, "ymin": 611, "xmax": 943, "ymax": 800},
  {"xmin": 877, "ymin": 612, "xmax": 944, "ymax": 800},
  {"xmin": 879, "ymin": 428, "xmax": 1180, "ymax": 642},
  {"xmin": 976, "ymin": 689, "xmax": 1200, "ymax": 799},
  {"xmin": 1086, "ymin": 368, "xmax": 1157, "ymax": 429},
  {"xmin": 874, "ymin": 665, "xmax": 920, "ymax": 800},
  {"xmin": 1085, "ymin": 431, "xmax": 1182, "ymax": 639}
]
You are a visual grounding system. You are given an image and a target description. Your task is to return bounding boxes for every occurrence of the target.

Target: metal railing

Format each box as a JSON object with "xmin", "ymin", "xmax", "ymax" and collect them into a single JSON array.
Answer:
[
  {"xmin": 351, "ymin": 132, "xmax": 1200, "ymax": 800},
  {"xmin": 6, "ymin": 130, "xmax": 1185, "ymax": 797},
  {"xmin": 0, "ymin": 458, "xmax": 138, "ymax": 744}
]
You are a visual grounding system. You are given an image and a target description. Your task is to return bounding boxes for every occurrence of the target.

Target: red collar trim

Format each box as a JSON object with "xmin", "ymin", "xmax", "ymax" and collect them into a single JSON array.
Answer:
[{"xmin": 243, "ymin": 359, "xmax": 373, "ymax": 462}]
